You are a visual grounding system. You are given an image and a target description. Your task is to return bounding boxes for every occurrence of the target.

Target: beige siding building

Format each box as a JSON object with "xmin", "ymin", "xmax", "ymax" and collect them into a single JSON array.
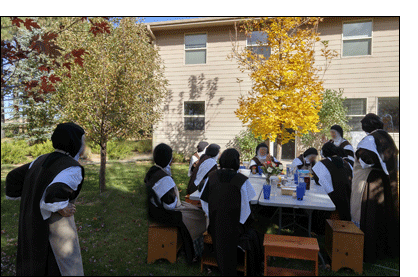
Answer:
[{"xmin": 148, "ymin": 17, "xmax": 399, "ymax": 159}]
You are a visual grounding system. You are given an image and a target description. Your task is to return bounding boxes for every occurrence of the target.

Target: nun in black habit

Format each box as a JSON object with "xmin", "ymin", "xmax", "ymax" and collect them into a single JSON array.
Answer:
[
  {"xmin": 351, "ymin": 113, "xmax": 399, "ymax": 263},
  {"xmin": 249, "ymin": 143, "xmax": 282, "ymax": 174},
  {"xmin": 312, "ymin": 142, "xmax": 352, "ymax": 221},
  {"xmin": 200, "ymin": 149, "xmax": 263, "ymax": 276},
  {"xmin": 188, "ymin": 141, "xmax": 209, "ymax": 177},
  {"xmin": 290, "ymin": 147, "xmax": 318, "ymax": 171},
  {"xmin": 5, "ymin": 122, "xmax": 86, "ymax": 276},
  {"xmin": 187, "ymin": 143, "xmax": 220, "ymax": 195},
  {"xmin": 145, "ymin": 143, "xmax": 207, "ymax": 262},
  {"xmin": 329, "ymin": 124, "xmax": 355, "ymax": 167}
]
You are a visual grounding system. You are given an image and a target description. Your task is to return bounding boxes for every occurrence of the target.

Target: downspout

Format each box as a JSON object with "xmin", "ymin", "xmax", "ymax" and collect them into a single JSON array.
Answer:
[{"xmin": 146, "ymin": 24, "xmax": 156, "ymax": 46}]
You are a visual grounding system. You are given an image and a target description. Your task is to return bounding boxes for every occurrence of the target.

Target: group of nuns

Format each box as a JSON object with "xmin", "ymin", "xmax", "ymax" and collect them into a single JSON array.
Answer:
[
  {"xmin": 145, "ymin": 142, "xmax": 263, "ymax": 275},
  {"xmin": 145, "ymin": 112, "xmax": 399, "ymax": 272},
  {"xmin": 291, "ymin": 113, "xmax": 398, "ymax": 263}
]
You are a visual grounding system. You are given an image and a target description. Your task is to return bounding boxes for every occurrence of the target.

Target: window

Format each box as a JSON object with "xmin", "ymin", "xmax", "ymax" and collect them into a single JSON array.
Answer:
[
  {"xmin": 344, "ymin": 98, "xmax": 367, "ymax": 131},
  {"xmin": 184, "ymin": 101, "xmax": 205, "ymax": 131},
  {"xmin": 246, "ymin": 31, "xmax": 271, "ymax": 59},
  {"xmin": 185, "ymin": 33, "xmax": 207, "ymax": 64},
  {"xmin": 342, "ymin": 21, "xmax": 372, "ymax": 56},
  {"xmin": 378, "ymin": 97, "xmax": 399, "ymax": 133}
]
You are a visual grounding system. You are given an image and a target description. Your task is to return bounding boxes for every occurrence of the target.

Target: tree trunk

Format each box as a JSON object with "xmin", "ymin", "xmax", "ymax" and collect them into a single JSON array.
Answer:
[
  {"xmin": 1, "ymin": 91, "xmax": 4, "ymax": 139},
  {"xmin": 99, "ymin": 141, "xmax": 107, "ymax": 193},
  {"xmin": 275, "ymin": 137, "xmax": 282, "ymax": 161}
]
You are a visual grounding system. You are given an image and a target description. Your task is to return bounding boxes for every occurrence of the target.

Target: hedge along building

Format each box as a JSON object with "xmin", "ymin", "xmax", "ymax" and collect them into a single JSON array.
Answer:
[{"xmin": 147, "ymin": 17, "xmax": 399, "ymax": 160}]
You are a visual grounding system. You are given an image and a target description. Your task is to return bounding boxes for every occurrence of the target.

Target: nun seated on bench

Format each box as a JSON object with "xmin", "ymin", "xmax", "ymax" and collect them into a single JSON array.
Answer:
[
  {"xmin": 144, "ymin": 143, "xmax": 207, "ymax": 263},
  {"xmin": 187, "ymin": 144, "xmax": 220, "ymax": 195},
  {"xmin": 200, "ymin": 148, "xmax": 264, "ymax": 276}
]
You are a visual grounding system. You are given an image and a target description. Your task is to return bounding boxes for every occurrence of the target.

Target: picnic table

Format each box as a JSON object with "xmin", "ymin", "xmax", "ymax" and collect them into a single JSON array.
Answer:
[
  {"xmin": 188, "ymin": 173, "xmax": 335, "ymax": 268},
  {"xmin": 188, "ymin": 174, "xmax": 265, "ymax": 204}
]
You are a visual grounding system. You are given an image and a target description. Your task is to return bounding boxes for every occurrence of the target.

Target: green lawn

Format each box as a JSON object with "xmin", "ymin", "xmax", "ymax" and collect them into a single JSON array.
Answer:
[{"xmin": 1, "ymin": 162, "xmax": 399, "ymax": 276}]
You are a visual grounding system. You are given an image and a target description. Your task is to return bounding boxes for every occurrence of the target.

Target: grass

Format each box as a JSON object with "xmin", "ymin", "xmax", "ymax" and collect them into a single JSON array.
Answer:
[{"xmin": 1, "ymin": 162, "xmax": 399, "ymax": 276}]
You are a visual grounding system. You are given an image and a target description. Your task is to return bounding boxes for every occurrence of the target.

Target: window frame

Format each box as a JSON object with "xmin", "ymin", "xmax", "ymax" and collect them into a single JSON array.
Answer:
[
  {"xmin": 377, "ymin": 96, "xmax": 399, "ymax": 133},
  {"xmin": 183, "ymin": 100, "xmax": 206, "ymax": 131},
  {"xmin": 184, "ymin": 32, "xmax": 208, "ymax": 65},
  {"xmin": 245, "ymin": 31, "xmax": 271, "ymax": 60},
  {"xmin": 344, "ymin": 97, "xmax": 368, "ymax": 131},
  {"xmin": 341, "ymin": 19, "xmax": 373, "ymax": 58}
]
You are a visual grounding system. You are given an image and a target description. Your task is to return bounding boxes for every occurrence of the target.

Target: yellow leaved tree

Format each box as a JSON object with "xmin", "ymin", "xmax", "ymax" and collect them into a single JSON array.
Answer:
[{"xmin": 230, "ymin": 17, "xmax": 337, "ymax": 156}]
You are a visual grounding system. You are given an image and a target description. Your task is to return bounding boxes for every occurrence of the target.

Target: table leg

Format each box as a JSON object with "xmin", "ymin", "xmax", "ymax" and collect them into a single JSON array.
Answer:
[
  {"xmin": 278, "ymin": 207, "xmax": 282, "ymax": 235},
  {"xmin": 306, "ymin": 209, "xmax": 313, "ymax": 237}
]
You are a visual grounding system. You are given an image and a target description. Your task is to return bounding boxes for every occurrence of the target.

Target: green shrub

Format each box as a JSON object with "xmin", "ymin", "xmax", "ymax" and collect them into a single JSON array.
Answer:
[
  {"xmin": 29, "ymin": 140, "xmax": 54, "ymax": 158},
  {"xmin": 107, "ymin": 140, "xmax": 133, "ymax": 160},
  {"xmin": 226, "ymin": 128, "xmax": 264, "ymax": 162},
  {"xmin": 1, "ymin": 140, "xmax": 31, "ymax": 164},
  {"xmin": 88, "ymin": 142, "xmax": 101, "ymax": 154},
  {"xmin": 132, "ymin": 139, "xmax": 152, "ymax": 153},
  {"xmin": 172, "ymin": 151, "xmax": 186, "ymax": 163}
]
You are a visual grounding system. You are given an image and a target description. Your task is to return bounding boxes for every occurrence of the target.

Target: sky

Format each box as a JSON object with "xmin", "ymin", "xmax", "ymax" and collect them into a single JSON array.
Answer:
[{"xmin": 142, "ymin": 17, "xmax": 203, "ymax": 23}]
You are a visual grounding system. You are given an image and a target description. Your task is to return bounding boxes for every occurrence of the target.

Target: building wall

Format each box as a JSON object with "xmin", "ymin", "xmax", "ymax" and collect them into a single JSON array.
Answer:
[
  {"xmin": 315, "ymin": 16, "xmax": 399, "ymax": 149},
  {"xmin": 152, "ymin": 17, "xmax": 399, "ymax": 155},
  {"xmin": 152, "ymin": 25, "xmax": 252, "ymax": 155}
]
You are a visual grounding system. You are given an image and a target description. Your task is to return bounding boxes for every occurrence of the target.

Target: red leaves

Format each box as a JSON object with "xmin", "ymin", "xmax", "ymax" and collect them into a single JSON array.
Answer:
[
  {"xmin": 71, "ymin": 48, "xmax": 87, "ymax": 58},
  {"xmin": 63, "ymin": 62, "xmax": 72, "ymax": 71},
  {"xmin": 90, "ymin": 21, "xmax": 111, "ymax": 36},
  {"xmin": 23, "ymin": 18, "xmax": 40, "ymax": 31},
  {"xmin": 38, "ymin": 65, "xmax": 50, "ymax": 72},
  {"xmin": 23, "ymin": 80, "xmax": 39, "ymax": 91},
  {"xmin": 30, "ymin": 34, "xmax": 62, "ymax": 58},
  {"xmin": 3, "ymin": 17, "xmax": 111, "ymax": 103},
  {"xmin": 49, "ymin": 75, "xmax": 61, "ymax": 83},
  {"xmin": 11, "ymin": 17, "xmax": 24, "ymax": 27},
  {"xmin": 71, "ymin": 49, "xmax": 88, "ymax": 67},
  {"xmin": 11, "ymin": 17, "xmax": 41, "ymax": 31}
]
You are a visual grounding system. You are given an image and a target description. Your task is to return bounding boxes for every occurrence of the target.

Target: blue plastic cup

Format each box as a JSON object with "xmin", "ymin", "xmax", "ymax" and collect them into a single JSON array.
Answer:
[
  {"xmin": 258, "ymin": 166, "xmax": 263, "ymax": 175},
  {"xmin": 263, "ymin": 184, "xmax": 271, "ymax": 200},
  {"xmin": 296, "ymin": 185, "xmax": 305, "ymax": 201},
  {"xmin": 239, "ymin": 165, "xmax": 246, "ymax": 169}
]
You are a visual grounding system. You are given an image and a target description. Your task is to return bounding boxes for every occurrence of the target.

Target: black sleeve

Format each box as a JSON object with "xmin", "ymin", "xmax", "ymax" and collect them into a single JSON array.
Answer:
[
  {"xmin": 160, "ymin": 188, "xmax": 176, "ymax": 205},
  {"xmin": 5, "ymin": 163, "xmax": 31, "ymax": 198},
  {"xmin": 344, "ymin": 149, "xmax": 354, "ymax": 158},
  {"xmin": 356, "ymin": 148, "xmax": 382, "ymax": 169},
  {"xmin": 44, "ymin": 182, "xmax": 75, "ymax": 203},
  {"xmin": 312, "ymin": 170, "xmax": 320, "ymax": 186}
]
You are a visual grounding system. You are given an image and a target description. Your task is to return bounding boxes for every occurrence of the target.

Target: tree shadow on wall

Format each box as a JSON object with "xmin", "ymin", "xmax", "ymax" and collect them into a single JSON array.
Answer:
[{"xmin": 163, "ymin": 73, "xmax": 224, "ymax": 156}]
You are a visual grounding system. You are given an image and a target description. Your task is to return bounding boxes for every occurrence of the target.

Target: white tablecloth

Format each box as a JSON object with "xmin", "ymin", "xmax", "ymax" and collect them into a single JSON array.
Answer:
[{"xmin": 258, "ymin": 183, "xmax": 336, "ymax": 211}]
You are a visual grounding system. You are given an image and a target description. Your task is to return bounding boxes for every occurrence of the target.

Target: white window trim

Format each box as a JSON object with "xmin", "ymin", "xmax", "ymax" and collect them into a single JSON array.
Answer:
[
  {"xmin": 341, "ymin": 19, "xmax": 373, "ymax": 58},
  {"xmin": 345, "ymin": 97, "xmax": 368, "ymax": 131},
  {"xmin": 184, "ymin": 32, "xmax": 208, "ymax": 66},
  {"xmin": 376, "ymin": 96, "xmax": 399, "ymax": 133},
  {"xmin": 245, "ymin": 31, "xmax": 271, "ymax": 59},
  {"xmin": 183, "ymin": 100, "xmax": 206, "ymax": 132}
]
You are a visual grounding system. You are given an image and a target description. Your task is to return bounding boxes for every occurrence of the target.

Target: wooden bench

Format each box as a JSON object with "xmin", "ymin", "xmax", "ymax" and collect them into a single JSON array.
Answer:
[
  {"xmin": 185, "ymin": 194, "xmax": 201, "ymax": 207},
  {"xmin": 147, "ymin": 222, "xmax": 182, "ymax": 264},
  {"xmin": 201, "ymin": 231, "xmax": 247, "ymax": 275},
  {"xmin": 263, "ymin": 234, "xmax": 319, "ymax": 276},
  {"xmin": 325, "ymin": 219, "xmax": 364, "ymax": 274}
]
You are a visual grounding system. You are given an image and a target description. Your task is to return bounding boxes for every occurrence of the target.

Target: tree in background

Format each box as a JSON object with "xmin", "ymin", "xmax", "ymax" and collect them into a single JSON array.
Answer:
[
  {"xmin": 226, "ymin": 128, "xmax": 264, "ymax": 162},
  {"xmin": 300, "ymin": 89, "xmax": 351, "ymax": 150},
  {"xmin": 230, "ymin": 17, "xmax": 337, "ymax": 158},
  {"xmin": 1, "ymin": 17, "xmax": 111, "ymax": 138},
  {"xmin": 54, "ymin": 17, "xmax": 167, "ymax": 192},
  {"xmin": 3, "ymin": 20, "xmax": 59, "ymax": 142}
]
